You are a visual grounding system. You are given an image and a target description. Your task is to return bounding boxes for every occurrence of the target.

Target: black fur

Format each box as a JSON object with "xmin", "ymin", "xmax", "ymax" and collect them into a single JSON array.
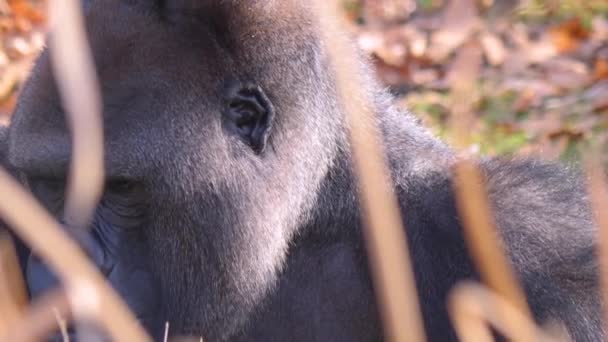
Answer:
[{"xmin": 0, "ymin": 1, "xmax": 603, "ymax": 341}]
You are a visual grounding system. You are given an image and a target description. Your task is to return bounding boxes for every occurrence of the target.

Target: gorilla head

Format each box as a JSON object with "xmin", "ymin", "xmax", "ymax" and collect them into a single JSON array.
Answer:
[
  {"xmin": 5, "ymin": 1, "xmax": 605, "ymax": 341},
  {"xmin": 8, "ymin": 0, "xmax": 349, "ymax": 339}
]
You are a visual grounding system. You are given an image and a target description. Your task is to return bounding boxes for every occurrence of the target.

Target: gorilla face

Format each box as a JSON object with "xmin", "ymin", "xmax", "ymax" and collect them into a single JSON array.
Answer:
[{"xmin": 7, "ymin": 0, "xmax": 343, "ymax": 340}]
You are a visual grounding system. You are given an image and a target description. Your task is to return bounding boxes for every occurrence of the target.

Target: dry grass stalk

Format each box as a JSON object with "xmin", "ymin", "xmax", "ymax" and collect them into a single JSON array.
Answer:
[
  {"xmin": 0, "ymin": 169, "xmax": 150, "ymax": 341},
  {"xmin": 164, "ymin": 321, "xmax": 170, "ymax": 342},
  {"xmin": 48, "ymin": 0, "xmax": 104, "ymax": 230},
  {"xmin": 584, "ymin": 153, "xmax": 608, "ymax": 333},
  {"xmin": 0, "ymin": 0, "xmax": 147, "ymax": 340},
  {"xmin": 448, "ymin": 43, "xmax": 537, "ymax": 340},
  {"xmin": 452, "ymin": 159, "xmax": 537, "ymax": 339},
  {"xmin": 1, "ymin": 0, "xmax": 147, "ymax": 340},
  {"xmin": 0, "ymin": 235, "xmax": 27, "ymax": 335},
  {"xmin": 53, "ymin": 306, "xmax": 71, "ymax": 342},
  {"xmin": 313, "ymin": 1, "xmax": 426, "ymax": 341},
  {"xmin": 2, "ymin": 288, "xmax": 70, "ymax": 342},
  {"xmin": 448, "ymin": 282, "xmax": 558, "ymax": 342}
]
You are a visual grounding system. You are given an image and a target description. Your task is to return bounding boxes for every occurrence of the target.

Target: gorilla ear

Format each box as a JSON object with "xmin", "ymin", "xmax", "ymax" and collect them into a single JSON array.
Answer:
[{"xmin": 222, "ymin": 82, "xmax": 275, "ymax": 154}]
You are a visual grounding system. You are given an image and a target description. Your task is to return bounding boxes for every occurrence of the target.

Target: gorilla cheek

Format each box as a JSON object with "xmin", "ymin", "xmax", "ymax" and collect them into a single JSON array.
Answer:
[{"xmin": 108, "ymin": 258, "xmax": 164, "ymax": 339}]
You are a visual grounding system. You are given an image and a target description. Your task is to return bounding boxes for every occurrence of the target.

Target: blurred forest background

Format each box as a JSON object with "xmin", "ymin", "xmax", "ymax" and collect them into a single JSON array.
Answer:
[{"xmin": 0, "ymin": 0, "xmax": 607, "ymax": 163}]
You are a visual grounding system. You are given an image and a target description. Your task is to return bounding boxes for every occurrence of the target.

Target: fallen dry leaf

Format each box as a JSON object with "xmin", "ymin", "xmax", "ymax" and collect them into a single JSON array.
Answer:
[
  {"xmin": 593, "ymin": 46, "xmax": 608, "ymax": 80},
  {"xmin": 428, "ymin": 0, "xmax": 481, "ymax": 63},
  {"xmin": 364, "ymin": 0, "xmax": 417, "ymax": 26},
  {"xmin": 585, "ymin": 81, "xmax": 608, "ymax": 112},
  {"xmin": 549, "ymin": 18, "xmax": 591, "ymax": 53},
  {"xmin": 8, "ymin": 0, "xmax": 45, "ymax": 25},
  {"xmin": 542, "ymin": 57, "xmax": 591, "ymax": 90},
  {"xmin": 480, "ymin": 32, "xmax": 507, "ymax": 66}
]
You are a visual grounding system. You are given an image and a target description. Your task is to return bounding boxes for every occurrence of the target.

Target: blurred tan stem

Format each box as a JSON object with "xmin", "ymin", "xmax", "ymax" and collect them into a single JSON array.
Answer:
[
  {"xmin": 452, "ymin": 159, "xmax": 536, "ymax": 341},
  {"xmin": 0, "ymin": 169, "xmax": 150, "ymax": 341},
  {"xmin": 448, "ymin": 282, "xmax": 555, "ymax": 342},
  {"xmin": 48, "ymin": 0, "xmax": 104, "ymax": 230},
  {"xmin": 0, "ymin": 235, "xmax": 27, "ymax": 335},
  {"xmin": 2, "ymin": 289, "xmax": 71, "ymax": 342},
  {"xmin": 314, "ymin": 1, "xmax": 427, "ymax": 341},
  {"xmin": 584, "ymin": 154, "xmax": 608, "ymax": 333},
  {"xmin": 449, "ymin": 42, "xmax": 536, "ymax": 341}
]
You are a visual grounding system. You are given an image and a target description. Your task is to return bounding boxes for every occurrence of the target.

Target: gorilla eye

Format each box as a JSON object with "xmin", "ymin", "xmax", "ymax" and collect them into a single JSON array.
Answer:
[
  {"xmin": 223, "ymin": 82, "xmax": 275, "ymax": 154},
  {"xmin": 231, "ymin": 102, "xmax": 262, "ymax": 135},
  {"xmin": 106, "ymin": 179, "xmax": 138, "ymax": 195}
]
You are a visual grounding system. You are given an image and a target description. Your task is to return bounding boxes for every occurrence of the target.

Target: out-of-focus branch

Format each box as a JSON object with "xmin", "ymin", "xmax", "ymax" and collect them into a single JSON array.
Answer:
[
  {"xmin": 448, "ymin": 43, "xmax": 537, "ymax": 341},
  {"xmin": 0, "ymin": 235, "xmax": 27, "ymax": 335},
  {"xmin": 48, "ymin": 0, "xmax": 104, "ymax": 230},
  {"xmin": 0, "ymin": 0, "xmax": 147, "ymax": 340},
  {"xmin": 313, "ymin": 1, "xmax": 426, "ymax": 341},
  {"xmin": 585, "ymin": 153, "xmax": 608, "ymax": 333},
  {"xmin": 0, "ymin": 169, "xmax": 150, "ymax": 341},
  {"xmin": 452, "ymin": 159, "xmax": 537, "ymax": 339},
  {"xmin": 1, "ymin": 288, "xmax": 71, "ymax": 342},
  {"xmin": 448, "ymin": 282, "xmax": 560, "ymax": 342}
]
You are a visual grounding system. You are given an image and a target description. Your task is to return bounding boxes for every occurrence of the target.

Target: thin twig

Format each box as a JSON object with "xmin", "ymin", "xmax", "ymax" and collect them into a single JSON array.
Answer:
[
  {"xmin": 1, "ymin": 288, "xmax": 70, "ymax": 342},
  {"xmin": 0, "ymin": 235, "xmax": 27, "ymax": 335},
  {"xmin": 452, "ymin": 158, "xmax": 536, "ymax": 340},
  {"xmin": 313, "ymin": 1, "xmax": 426, "ymax": 341},
  {"xmin": 448, "ymin": 42, "xmax": 537, "ymax": 341},
  {"xmin": 52, "ymin": 306, "xmax": 70, "ymax": 342},
  {"xmin": 0, "ymin": 169, "xmax": 150, "ymax": 341},
  {"xmin": 48, "ymin": 0, "xmax": 104, "ymax": 230},
  {"xmin": 164, "ymin": 321, "xmax": 170, "ymax": 342},
  {"xmin": 584, "ymin": 154, "xmax": 608, "ymax": 334},
  {"xmin": 448, "ymin": 282, "xmax": 559, "ymax": 342},
  {"xmin": 1, "ymin": 1, "xmax": 148, "ymax": 340}
]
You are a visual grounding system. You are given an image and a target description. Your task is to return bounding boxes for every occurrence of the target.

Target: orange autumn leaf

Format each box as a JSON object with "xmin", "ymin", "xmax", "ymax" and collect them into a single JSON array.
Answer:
[
  {"xmin": 595, "ymin": 56, "xmax": 608, "ymax": 81},
  {"xmin": 549, "ymin": 18, "xmax": 590, "ymax": 53},
  {"xmin": 7, "ymin": 0, "xmax": 46, "ymax": 25}
]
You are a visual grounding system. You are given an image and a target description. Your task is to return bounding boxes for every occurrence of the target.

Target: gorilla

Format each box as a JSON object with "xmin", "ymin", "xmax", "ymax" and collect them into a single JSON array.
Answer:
[{"xmin": 0, "ymin": 0, "xmax": 603, "ymax": 341}]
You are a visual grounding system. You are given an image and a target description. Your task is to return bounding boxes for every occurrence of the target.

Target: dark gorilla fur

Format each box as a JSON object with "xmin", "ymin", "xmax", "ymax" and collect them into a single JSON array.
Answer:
[{"xmin": 0, "ymin": 0, "xmax": 603, "ymax": 341}]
